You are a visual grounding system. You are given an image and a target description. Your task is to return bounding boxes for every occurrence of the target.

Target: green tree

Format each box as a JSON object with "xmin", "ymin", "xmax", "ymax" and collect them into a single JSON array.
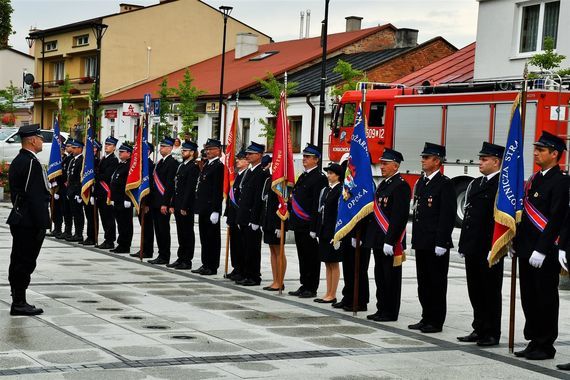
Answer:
[
  {"xmin": 250, "ymin": 73, "xmax": 298, "ymax": 144},
  {"xmin": 0, "ymin": 0, "xmax": 14, "ymax": 48},
  {"xmin": 156, "ymin": 77, "xmax": 173, "ymax": 142},
  {"xmin": 89, "ymin": 84, "xmax": 103, "ymax": 134},
  {"xmin": 172, "ymin": 69, "xmax": 203, "ymax": 140},
  {"xmin": 529, "ymin": 37, "xmax": 566, "ymax": 73},
  {"xmin": 331, "ymin": 59, "xmax": 367, "ymax": 97},
  {"xmin": 57, "ymin": 75, "xmax": 75, "ymax": 134},
  {"xmin": 0, "ymin": 81, "xmax": 18, "ymax": 125}
]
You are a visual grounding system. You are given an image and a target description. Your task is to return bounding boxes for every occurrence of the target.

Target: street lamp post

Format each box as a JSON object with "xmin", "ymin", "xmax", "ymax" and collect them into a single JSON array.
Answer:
[
  {"xmin": 317, "ymin": 0, "xmax": 330, "ymax": 169},
  {"xmin": 26, "ymin": 34, "xmax": 45, "ymax": 129},
  {"xmin": 91, "ymin": 23, "xmax": 108, "ymax": 140},
  {"xmin": 218, "ymin": 5, "xmax": 233, "ymax": 143}
]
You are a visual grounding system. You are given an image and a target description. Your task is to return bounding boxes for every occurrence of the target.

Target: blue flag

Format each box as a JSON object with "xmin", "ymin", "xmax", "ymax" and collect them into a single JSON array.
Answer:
[
  {"xmin": 47, "ymin": 117, "xmax": 63, "ymax": 181},
  {"xmin": 333, "ymin": 105, "xmax": 376, "ymax": 242},
  {"xmin": 126, "ymin": 116, "xmax": 150, "ymax": 212},
  {"xmin": 81, "ymin": 119, "xmax": 95, "ymax": 204},
  {"xmin": 489, "ymin": 94, "xmax": 525, "ymax": 266}
]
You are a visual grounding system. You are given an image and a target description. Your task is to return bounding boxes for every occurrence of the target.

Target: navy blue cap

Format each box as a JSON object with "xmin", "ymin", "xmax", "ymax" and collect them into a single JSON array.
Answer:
[
  {"xmin": 94, "ymin": 140, "xmax": 102, "ymax": 150},
  {"xmin": 16, "ymin": 124, "xmax": 42, "ymax": 138},
  {"xmin": 533, "ymin": 131, "xmax": 567, "ymax": 153},
  {"xmin": 105, "ymin": 136, "xmax": 119, "ymax": 145},
  {"xmin": 302, "ymin": 143, "xmax": 321, "ymax": 158},
  {"xmin": 71, "ymin": 139, "xmax": 84, "ymax": 148},
  {"xmin": 64, "ymin": 138, "xmax": 75, "ymax": 146},
  {"xmin": 160, "ymin": 137, "xmax": 175, "ymax": 147},
  {"xmin": 261, "ymin": 154, "xmax": 272, "ymax": 167},
  {"xmin": 324, "ymin": 162, "xmax": 343, "ymax": 177},
  {"xmin": 245, "ymin": 141, "xmax": 265, "ymax": 154},
  {"xmin": 146, "ymin": 142, "xmax": 154, "ymax": 152},
  {"xmin": 420, "ymin": 142, "xmax": 446, "ymax": 158},
  {"xmin": 236, "ymin": 149, "xmax": 247, "ymax": 159},
  {"xmin": 380, "ymin": 148, "xmax": 404, "ymax": 163},
  {"xmin": 478, "ymin": 142, "xmax": 505, "ymax": 158},
  {"xmin": 118, "ymin": 143, "xmax": 133, "ymax": 153},
  {"xmin": 204, "ymin": 138, "xmax": 222, "ymax": 149},
  {"xmin": 182, "ymin": 140, "xmax": 198, "ymax": 151}
]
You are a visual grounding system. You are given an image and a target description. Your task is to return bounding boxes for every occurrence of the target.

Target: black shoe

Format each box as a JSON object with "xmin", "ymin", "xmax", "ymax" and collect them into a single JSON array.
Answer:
[
  {"xmin": 200, "ymin": 268, "xmax": 217, "ymax": 276},
  {"xmin": 56, "ymin": 232, "xmax": 70, "ymax": 240},
  {"xmin": 342, "ymin": 304, "xmax": 367, "ymax": 312},
  {"xmin": 332, "ymin": 300, "xmax": 346, "ymax": 309},
  {"xmin": 557, "ymin": 363, "xmax": 570, "ymax": 370},
  {"xmin": 66, "ymin": 235, "xmax": 82, "ymax": 242},
  {"xmin": 367, "ymin": 313, "xmax": 396, "ymax": 322},
  {"xmin": 420, "ymin": 324, "xmax": 442, "ymax": 333},
  {"xmin": 129, "ymin": 251, "xmax": 153, "ymax": 258},
  {"xmin": 110, "ymin": 247, "xmax": 130, "ymax": 254},
  {"xmin": 457, "ymin": 331, "xmax": 479, "ymax": 343},
  {"xmin": 477, "ymin": 336, "xmax": 499, "ymax": 347},
  {"xmin": 10, "ymin": 302, "xmax": 44, "ymax": 316},
  {"xmin": 526, "ymin": 349, "xmax": 555, "ymax": 360},
  {"xmin": 166, "ymin": 260, "xmax": 182, "ymax": 268},
  {"xmin": 408, "ymin": 321, "xmax": 425, "ymax": 330},
  {"xmin": 191, "ymin": 266, "xmax": 205, "ymax": 274},
  {"xmin": 239, "ymin": 278, "xmax": 260, "ymax": 286},
  {"xmin": 148, "ymin": 258, "xmax": 169, "ymax": 265},
  {"xmin": 320, "ymin": 298, "xmax": 337, "ymax": 304},
  {"xmin": 514, "ymin": 343, "xmax": 536, "ymax": 358},
  {"xmin": 299, "ymin": 290, "xmax": 317, "ymax": 298},
  {"xmin": 288, "ymin": 287, "xmax": 304, "ymax": 296},
  {"xmin": 174, "ymin": 262, "xmax": 192, "ymax": 270},
  {"xmin": 96, "ymin": 241, "xmax": 114, "ymax": 249},
  {"xmin": 263, "ymin": 286, "xmax": 284, "ymax": 291},
  {"xmin": 80, "ymin": 239, "xmax": 95, "ymax": 246}
]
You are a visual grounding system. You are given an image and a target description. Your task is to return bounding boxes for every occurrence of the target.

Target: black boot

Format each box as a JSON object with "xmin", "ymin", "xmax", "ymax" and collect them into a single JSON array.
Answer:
[{"xmin": 10, "ymin": 288, "xmax": 44, "ymax": 316}]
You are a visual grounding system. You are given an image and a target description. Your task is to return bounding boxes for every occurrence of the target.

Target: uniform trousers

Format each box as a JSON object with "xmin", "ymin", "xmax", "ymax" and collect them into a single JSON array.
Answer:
[
  {"xmin": 341, "ymin": 242, "xmax": 370, "ymax": 307},
  {"xmin": 198, "ymin": 212, "xmax": 221, "ymax": 270},
  {"xmin": 373, "ymin": 249, "xmax": 402, "ymax": 319},
  {"xmin": 97, "ymin": 200, "xmax": 116, "ymax": 243},
  {"xmin": 151, "ymin": 208, "xmax": 171, "ymax": 261},
  {"xmin": 62, "ymin": 196, "xmax": 73, "ymax": 234},
  {"xmin": 242, "ymin": 226, "xmax": 262, "ymax": 282},
  {"xmin": 228, "ymin": 224, "xmax": 244, "ymax": 274},
  {"xmin": 113, "ymin": 207, "xmax": 133, "ymax": 249},
  {"xmin": 174, "ymin": 211, "xmax": 195, "ymax": 263},
  {"xmin": 9, "ymin": 226, "xmax": 45, "ymax": 290},
  {"xmin": 84, "ymin": 203, "xmax": 95, "ymax": 241},
  {"xmin": 69, "ymin": 197, "xmax": 84, "ymax": 236},
  {"xmin": 52, "ymin": 197, "xmax": 63, "ymax": 232},
  {"xmin": 415, "ymin": 248, "xmax": 449, "ymax": 328},
  {"xmin": 294, "ymin": 230, "xmax": 320, "ymax": 292},
  {"xmin": 465, "ymin": 254, "xmax": 503, "ymax": 339},
  {"xmin": 519, "ymin": 253, "xmax": 559, "ymax": 352}
]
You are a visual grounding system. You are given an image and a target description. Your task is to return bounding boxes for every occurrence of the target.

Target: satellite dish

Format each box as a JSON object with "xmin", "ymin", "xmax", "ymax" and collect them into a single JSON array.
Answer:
[{"xmin": 23, "ymin": 73, "xmax": 35, "ymax": 85}]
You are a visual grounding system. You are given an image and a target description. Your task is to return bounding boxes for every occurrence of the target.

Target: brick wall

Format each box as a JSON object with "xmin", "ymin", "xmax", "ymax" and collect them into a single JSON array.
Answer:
[{"xmin": 341, "ymin": 28, "xmax": 398, "ymax": 54}]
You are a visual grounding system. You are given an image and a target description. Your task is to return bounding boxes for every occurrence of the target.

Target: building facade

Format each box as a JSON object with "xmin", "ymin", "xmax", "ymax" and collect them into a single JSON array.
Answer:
[{"xmin": 0, "ymin": 48, "xmax": 35, "ymax": 126}]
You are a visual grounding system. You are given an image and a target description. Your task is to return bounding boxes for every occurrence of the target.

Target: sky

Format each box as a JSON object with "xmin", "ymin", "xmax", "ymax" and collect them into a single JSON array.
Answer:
[{"xmin": 9, "ymin": 0, "xmax": 479, "ymax": 54}]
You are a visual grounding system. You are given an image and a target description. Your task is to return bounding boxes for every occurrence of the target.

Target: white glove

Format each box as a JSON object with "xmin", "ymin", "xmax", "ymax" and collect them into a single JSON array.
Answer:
[
  {"xmin": 529, "ymin": 251, "xmax": 546, "ymax": 268},
  {"xmin": 250, "ymin": 223, "xmax": 259, "ymax": 231},
  {"xmin": 310, "ymin": 232, "xmax": 317, "ymax": 239},
  {"xmin": 507, "ymin": 245, "xmax": 515, "ymax": 259},
  {"xmin": 351, "ymin": 238, "xmax": 357, "ymax": 248},
  {"xmin": 458, "ymin": 252, "xmax": 465, "ymax": 258},
  {"xmin": 333, "ymin": 241, "xmax": 341, "ymax": 250},
  {"xmin": 54, "ymin": 193, "xmax": 60, "ymax": 200},
  {"xmin": 50, "ymin": 181, "xmax": 57, "ymax": 189},
  {"xmin": 124, "ymin": 200, "xmax": 132, "ymax": 208},
  {"xmin": 559, "ymin": 250, "xmax": 568, "ymax": 271},
  {"xmin": 75, "ymin": 196, "xmax": 82, "ymax": 203},
  {"xmin": 435, "ymin": 246, "xmax": 447, "ymax": 257},
  {"xmin": 210, "ymin": 212, "xmax": 220, "ymax": 224},
  {"xmin": 90, "ymin": 197, "xmax": 95, "ymax": 205},
  {"xmin": 275, "ymin": 229, "xmax": 281, "ymax": 238},
  {"xmin": 224, "ymin": 216, "xmax": 229, "ymax": 226},
  {"xmin": 383, "ymin": 243, "xmax": 394, "ymax": 256}
]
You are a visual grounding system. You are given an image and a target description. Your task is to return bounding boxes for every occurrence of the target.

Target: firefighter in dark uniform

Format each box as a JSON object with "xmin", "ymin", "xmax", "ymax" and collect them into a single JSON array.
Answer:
[
  {"xmin": 235, "ymin": 142, "xmax": 270, "ymax": 286},
  {"xmin": 48, "ymin": 136, "xmax": 65, "ymax": 238},
  {"xmin": 457, "ymin": 142, "xmax": 505, "ymax": 347},
  {"xmin": 364, "ymin": 148, "xmax": 411, "ymax": 322},
  {"xmin": 558, "ymin": 204, "xmax": 570, "ymax": 370},
  {"xmin": 66, "ymin": 139, "xmax": 85, "ymax": 242},
  {"xmin": 110, "ymin": 144, "xmax": 133, "ymax": 253},
  {"xmin": 132, "ymin": 142, "xmax": 156, "ymax": 258},
  {"xmin": 167, "ymin": 140, "xmax": 199, "ymax": 270},
  {"xmin": 224, "ymin": 150, "xmax": 249, "ymax": 281},
  {"xmin": 57, "ymin": 139, "xmax": 75, "ymax": 240},
  {"xmin": 409, "ymin": 142, "xmax": 456, "ymax": 334},
  {"xmin": 513, "ymin": 131, "xmax": 569, "ymax": 361},
  {"xmin": 7, "ymin": 124, "xmax": 50, "ymax": 316},
  {"xmin": 95, "ymin": 136, "xmax": 119, "ymax": 249},
  {"xmin": 81, "ymin": 140, "xmax": 101, "ymax": 246},
  {"xmin": 148, "ymin": 137, "xmax": 178, "ymax": 265},
  {"xmin": 193, "ymin": 138, "xmax": 224, "ymax": 275},
  {"xmin": 288, "ymin": 143, "xmax": 328, "ymax": 298}
]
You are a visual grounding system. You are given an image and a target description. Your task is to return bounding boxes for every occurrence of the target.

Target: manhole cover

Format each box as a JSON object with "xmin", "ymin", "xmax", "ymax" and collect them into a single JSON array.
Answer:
[
  {"xmin": 97, "ymin": 307, "xmax": 124, "ymax": 311},
  {"xmin": 143, "ymin": 325, "xmax": 170, "ymax": 330},
  {"xmin": 78, "ymin": 300, "xmax": 100, "ymax": 304},
  {"xmin": 171, "ymin": 335, "xmax": 196, "ymax": 340},
  {"xmin": 119, "ymin": 316, "xmax": 144, "ymax": 320}
]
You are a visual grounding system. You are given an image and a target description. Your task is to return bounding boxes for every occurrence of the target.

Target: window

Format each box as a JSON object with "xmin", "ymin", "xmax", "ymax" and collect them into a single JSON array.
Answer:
[
  {"xmin": 211, "ymin": 116, "xmax": 220, "ymax": 140},
  {"xmin": 45, "ymin": 40, "xmax": 57, "ymax": 52},
  {"xmin": 241, "ymin": 118, "xmax": 250, "ymax": 150},
  {"xmin": 84, "ymin": 56, "xmax": 97, "ymax": 78},
  {"xmin": 249, "ymin": 51, "xmax": 279, "ymax": 61},
  {"xmin": 265, "ymin": 117, "xmax": 276, "ymax": 152},
  {"xmin": 340, "ymin": 103, "xmax": 356, "ymax": 127},
  {"xmin": 368, "ymin": 102, "xmax": 386, "ymax": 127},
  {"xmin": 53, "ymin": 61, "xmax": 65, "ymax": 81},
  {"xmin": 74, "ymin": 35, "xmax": 89, "ymax": 46},
  {"xmin": 519, "ymin": 1, "xmax": 560, "ymax": 53},
  {"xmin": 290, "ymin": 116, "xmax": 302, "ymax": 153}
]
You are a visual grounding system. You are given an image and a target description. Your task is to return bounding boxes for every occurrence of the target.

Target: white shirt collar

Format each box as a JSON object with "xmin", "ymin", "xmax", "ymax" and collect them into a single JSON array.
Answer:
[
  {"xmin": 425, "ymin": 170, "xmax": 439, "ymax": 181},
  {"xmin": 541, "ymin": 167, "xmax": 552, "ymax": 176},
  {"xmin": 329, "ymin": 181, "xmax": 340, "ymax": 189},
  {"xmin": 385, "ymin": 171, "xmax": 400, "ymax": 181},
  {"xmin": 250, "ymin": 162, "xmax": 261, "ymax": 171},
  {"xmin": 486, "ymin": 170, "xmax": 500, "ymax": 180},
  {"xmin": 161, "ymin": 153, "xmax": 172, "ymax": 160},
  {"xmin": 208, "ymin": 157, "xmax": 220, "ymax": 164},
  {"xmin": 238, "ymin": 168, "xmax": 247, "ymax": 175},
  {"xmin": 304, "ymin": 165, "xmax": 318, "ymax": 174},
  {"xmin": 24, "ymin": 148, "xmax": 39, "ymax": 160}
]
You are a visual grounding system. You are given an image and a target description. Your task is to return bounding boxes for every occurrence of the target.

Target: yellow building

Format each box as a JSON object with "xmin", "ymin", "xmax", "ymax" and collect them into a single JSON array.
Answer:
[{"xmin": 28, "ymin": 0, "xmax": 271, "ymax": 130}]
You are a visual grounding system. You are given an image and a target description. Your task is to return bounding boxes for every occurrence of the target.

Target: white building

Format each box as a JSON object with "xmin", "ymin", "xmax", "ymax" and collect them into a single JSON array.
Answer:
[
  {"xmin": 474, "ymin": 0, "xmax": 568, "ymax": 80},
  {"xmin": 0, "ymin": 48, "xmax": 34, "ymax": 89}
]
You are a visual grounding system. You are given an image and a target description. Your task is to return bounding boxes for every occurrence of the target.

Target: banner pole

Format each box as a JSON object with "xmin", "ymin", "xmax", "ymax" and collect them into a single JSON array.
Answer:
[
  {"xmin": 224, "ymin": 227, "xmax": 230, "ymax": 277},
  {"xmin": 278, "ymin": 219, "xmax": 286, "ymax": 296},
  {"xmin": 353, "ymin": 228, "xmax": 362, "ymax": 316},
  {"xmin": 93, "ymin": 189, "xmax": 99, "ymax": 246}
]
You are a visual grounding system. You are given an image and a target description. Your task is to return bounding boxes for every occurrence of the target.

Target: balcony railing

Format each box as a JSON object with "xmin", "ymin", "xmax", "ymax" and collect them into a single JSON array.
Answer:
[{"xmin": 30, "ymin": 76, "xmax": 95, "ymax": 99}]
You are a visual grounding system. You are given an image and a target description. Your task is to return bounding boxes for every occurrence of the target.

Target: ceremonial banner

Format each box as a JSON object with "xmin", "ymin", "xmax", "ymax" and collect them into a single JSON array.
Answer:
[
  {"xmin": 47, "ymin": 117, "xmax": 63, "ymax": 181},
  {"xmin": 126, "ymin": 116, "xmax": 150, "ymax": 212},
  {"xmin": 223, "ymin": 107, "xmax": 238, "ymax": 199},
  {"xmin": 80, "ymin": 118, "xmax": 95, "ymax": 204},
  {"xmin": 333, "ymin": 105, "xmax": 375, "ymax": 242}
]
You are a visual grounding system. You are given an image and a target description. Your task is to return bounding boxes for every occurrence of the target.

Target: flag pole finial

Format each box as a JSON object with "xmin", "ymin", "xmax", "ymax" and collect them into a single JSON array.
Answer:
[
  {"xmin": 236, "ymin": 91, "xmax": 239, "ymax": 107},
  {"xmin": 284, "ymin": 72, "xmax": 288, "ymax": 92}
]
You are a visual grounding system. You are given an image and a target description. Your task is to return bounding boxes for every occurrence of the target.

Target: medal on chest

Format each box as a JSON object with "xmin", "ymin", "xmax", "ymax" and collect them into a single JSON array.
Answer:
[
  {"xmin": 428, "ymin": 196, "xmax": 433, "ymax": 208},
  {"xmin": 533, "ymin": 192, "xmax": 539, "ymax": 198},
  {"xmin": 383, "ymin": 196, "xmax": 388, "ymax": 207}
]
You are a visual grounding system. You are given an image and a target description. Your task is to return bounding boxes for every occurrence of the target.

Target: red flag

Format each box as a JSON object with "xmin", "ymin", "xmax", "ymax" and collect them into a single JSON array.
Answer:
[
  {"xmin": 223, "ymin": 107, "xmax": 238, "ymax": 198},
  {"xmin": 271, "ymin": 92, "xmax": 295, "ymax": 220},
  {"xmin": 126, "ymin": 118, "xmax": 143, "ymax": 212}
]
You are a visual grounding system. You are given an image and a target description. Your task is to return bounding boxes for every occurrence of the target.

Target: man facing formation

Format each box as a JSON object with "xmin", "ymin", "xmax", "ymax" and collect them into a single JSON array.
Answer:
[
  {"xmin": 109, "ymin": 144, "xmax": 133, "ymax": 254},
  {"xmin": 95, "ymin": 136, "xmax": 119, "ymax": 249},
  {"xmin": 66, "ymin": 140, "xmax": 85, "ymax": 242},
  {"xmin": 409, "ymin": 142, "xmax": 456, "ymax": 334},
  {"xmin": 457, "ymin": 142, "xmax": 505, "ymax": 347}
]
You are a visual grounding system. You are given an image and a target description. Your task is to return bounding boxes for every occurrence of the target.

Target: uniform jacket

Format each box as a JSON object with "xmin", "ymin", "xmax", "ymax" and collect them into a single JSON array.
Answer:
[
  {"xmin": 151, "ymin": 154, "xmax": 178, "ymax": 208},
  {"xmin": 195, "ymin": 157, "xmax": 224, "ymax": 215},
  {"xmin": 514, "ymin": 166, "xmax": 570, "ymax": 257},
  {"xmin": 110, "ymin": 159, "xmax": 130, "ymax": 206},
  {"xmin": 172, "ymin": 159, "xmax": 199, "ymax": 212},
  {"xmin": 56, "ymin": 153, "xmax": 73, "ymax": 196},
  {"xmin": 224, "ymin": 169, "xmax": 246, "ymax": 225},
  {"xmin": 560, "ymin": 207, "xmax": 570, "ymax": 253},
  {"xmin": 411, "ymin": 171, "xmax": 456, "ymax": 250},
  {"xmin": 458, "ymin": 174, "xmax": 499, "ymax": 256},
  {"xmin": 261, "ymin": 175, "xmax": 288, "ymax": 232},
  {"xmin": 236, "ymin": 163, "xmax": 270, "ymax": 226},
  {"xmin": 288, "ymin": 167, "xmax": 327, "ymax": 231},
  {"xmin": 8, "ymin": 149, "xmax": 50, "ymax": 228},
  {"xmin": 315, "ymin": 183, "xmax": 342, "ymax": 244},
  {"xmin": 95, "ymin": 153, "xmax": 119, "ymax": 200},
  {"xmin": 67, "ymin": 153, "xmax": 84, "ymax": 198},
  {"xmin": 363, "ymin": 173, "xmax": 411, "ymax": 249}
]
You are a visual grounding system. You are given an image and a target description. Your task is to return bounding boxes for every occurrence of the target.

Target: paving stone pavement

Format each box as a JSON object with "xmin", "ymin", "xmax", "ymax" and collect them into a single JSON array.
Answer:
[{"xmin": 1, "ymin": 205, "xmax": 570, "ymax": 379}]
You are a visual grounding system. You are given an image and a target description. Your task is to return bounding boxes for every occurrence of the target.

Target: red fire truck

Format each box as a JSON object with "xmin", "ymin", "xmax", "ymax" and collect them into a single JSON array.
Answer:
[{"xmin": 328, "ymin": 82, "xmax": 570, "ymax": 224}]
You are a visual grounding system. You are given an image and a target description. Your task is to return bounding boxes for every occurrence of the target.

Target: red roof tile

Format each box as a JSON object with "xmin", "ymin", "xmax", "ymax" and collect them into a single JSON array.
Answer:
[
  {"xmin": 103, "ymin": 25, "xmax": 396, "ymax": 104},
  {"xmin": 395, "ymin": 42, "xmax": 476, "ymax": 86}
]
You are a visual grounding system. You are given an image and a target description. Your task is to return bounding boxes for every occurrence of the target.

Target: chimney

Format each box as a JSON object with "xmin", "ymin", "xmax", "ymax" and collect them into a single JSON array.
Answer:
[
  {"xmin": 235, "ymin": 33, "xmax": 259, "ymax": 60},
  {"xmin": 345, "ymin": 16, "xmax": 363, "ymax": 32},
  {"xmin": 395, "ymin": 28, "xmax": 419, "ymax": 48},
  {"xmin": 119, "ymin": 3, "xmax": 144, "ymax": 13},
  {"xmin": 305, "ymin": 10, "xmax": 311, "ymax": 38},
  {"xmin": 300, "ymin": 11, "xmax": 305, "ymax": 39}
]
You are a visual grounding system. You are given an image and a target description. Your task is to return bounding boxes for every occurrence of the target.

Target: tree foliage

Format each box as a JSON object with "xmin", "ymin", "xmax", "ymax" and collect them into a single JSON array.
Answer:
[
  {"xmin": 0, "ymin": 81, "xmax": 18, "ymax": 125},
  {"xmin": 0, "ymin": 0, "xmax": 14, "ymax": 48},
  {"xmin": 529, "ymin": 37, "xmax": 566, "ymax": 72},
  {"xmin": 57, "ymin": 75, "xmax": 74, "ymax": 134},
  {"xmin": 330, "ymin": 59, "xmax": 367, "ymax": 97},
  {"xmin": 172, "ymin": 69, "xmax": 203, "ymax": 140},
  {"xmin": 156, "ymin": 77, "xmax": 173, "ymax": 142},
  {"xmin": 89, "ymin": 84, "xmax": 103, "ymax": 134}
]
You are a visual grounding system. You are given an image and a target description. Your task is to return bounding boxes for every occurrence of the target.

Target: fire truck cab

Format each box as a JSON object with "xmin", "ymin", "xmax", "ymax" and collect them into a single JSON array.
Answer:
[{"xmin": 329, "ymin": 82, "xmax": 570, "ymax": 225}]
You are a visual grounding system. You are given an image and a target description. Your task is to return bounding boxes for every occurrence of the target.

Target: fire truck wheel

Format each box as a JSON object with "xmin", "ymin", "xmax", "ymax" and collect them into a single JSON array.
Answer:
[{"xmin": 454, "ymin": 180, "xmax": 469, "ymax": 228}]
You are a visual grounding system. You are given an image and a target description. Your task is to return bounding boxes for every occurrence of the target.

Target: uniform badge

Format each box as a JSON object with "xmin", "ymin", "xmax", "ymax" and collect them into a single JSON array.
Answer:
[
  {"xmin": 383, "ymin": 197, "xmax": 388, "ymax": 207},
  {"xmin": 428, "ymin": 196, "xmax": 433, "ymax": 207},
  {"xmin": 534, "ymin": 192, "xmax": 539, "ymax": 198}
]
